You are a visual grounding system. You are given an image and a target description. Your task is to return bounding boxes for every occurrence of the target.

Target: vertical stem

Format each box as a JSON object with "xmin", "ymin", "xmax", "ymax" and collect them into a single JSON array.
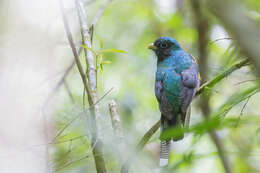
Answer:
[
  {"xmin": 191, "ymin": 0, "xmax": 210, "ymax": 115},
  {"xmin": 59, "ymin": 0, "xmax": 92, "ymax": 103},
  {"xmin": 60, "ymin": 0, "xmax": 107, "ymax": 172},
  {"xmin": 108, "ymin": 100, "xmax": 125, "ymax": 164},
  {"xmin": 209, "ymin": 132, "xmax": 232, "ymax": 173},
  {"xmin": 75, "ymin": 0, "xmax": 107, "ymax": 172},
  {"xmin": 109, "ymin": 100, "xmax": 124, "ymax": 139}
]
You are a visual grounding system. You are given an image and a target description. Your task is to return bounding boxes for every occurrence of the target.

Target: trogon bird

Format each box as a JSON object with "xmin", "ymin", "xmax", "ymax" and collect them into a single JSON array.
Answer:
[{"xmin": 148, "ymin": 37, "xmax": 200, "ymax": 167}]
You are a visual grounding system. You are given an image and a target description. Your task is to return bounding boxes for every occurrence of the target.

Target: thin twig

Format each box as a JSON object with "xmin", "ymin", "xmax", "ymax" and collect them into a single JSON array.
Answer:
[
  {"xmin": 34, "ymin": 135, "xmax": 88, "ymax": 147},
  {"xmin": 64, "ymin": 80, "xmax": 75, "ymax": 103},
  {"xmin": 59, "ymin": 0, "xmax": 92, "ymax": 103},
  {"xmin": 52, "ymin": 87, "xmax": 113, "ymax": 142},
  {"xmin": 55, "ymin": 154, "xmax": 90, "ymax": 171},
  {"xmin": 54, "ymin": 130, "xmax": 99, "ymax": 172},
  {"xmin": 240, "ymin": 97, "xmax": 250, "ymax": 116},
  {"xmin": 210, "ymin": 37, "xmax": 232, "ymax": 44},
  {"xmin": 235, "ymin": 79, "xmax": 260, "ymax": 85},
  {"xmin": 235, "ymin": 96, "xmax": 251, "ymax": 127},
  {"xmin": 43, "ymin": 58, "xmax": 76, "ymax": 109},
  {"xmin": 50, "ymin": 140, "xmax": 73, "ymax": 169}
]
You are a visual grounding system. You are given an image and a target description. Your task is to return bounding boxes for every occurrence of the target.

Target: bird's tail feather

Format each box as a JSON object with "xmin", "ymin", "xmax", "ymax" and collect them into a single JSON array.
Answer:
[
  {"xmin": 159, "ymin": 109, "xmax": 191, "ymax": 167},
  {"xmin": 184, "ymin": 106, "xmax": 191, "ymax": 128},
  {"xmin": 159, "ymin": 140, "xmax": 170, "ymax": 167}
]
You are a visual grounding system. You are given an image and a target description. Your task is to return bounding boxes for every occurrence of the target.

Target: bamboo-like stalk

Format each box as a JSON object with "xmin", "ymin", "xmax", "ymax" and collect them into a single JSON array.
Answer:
[
  {"xmin": 59, "ymin": 0, "xmax": 112, "ymax": 172},
  {"xmin": 75, "ymin": 0, "xmax": 109, "ymax": 172},
  {"xmin": 59, "ymin": 0, "xmax": 92, "ymax": 103}
]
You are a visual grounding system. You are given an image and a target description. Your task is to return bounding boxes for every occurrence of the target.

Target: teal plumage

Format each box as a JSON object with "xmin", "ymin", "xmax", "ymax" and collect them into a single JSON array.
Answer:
[
  {"xmin": 148, "ymin": 37, "xmax": 200, "ymax": 166},
  {"xmin": 156, "ymin": 51, "xmax": 194, "ymax": 112}
]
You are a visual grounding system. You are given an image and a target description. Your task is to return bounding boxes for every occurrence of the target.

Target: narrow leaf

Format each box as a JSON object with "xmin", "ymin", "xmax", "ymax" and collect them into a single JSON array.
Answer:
[
  {"xmin": 99, "ymin": 54, "xmax": 103, "ymax": 72},
  {"xmin": 102, "ymin": 60, "xmax": 112, "ymax": 64},
  {"xmin": 213, "ymin": 85, "xmax": 260, "ymax": 117},
  {"xmin": 197, "ymin": 59, "xmax": 250, "ymax": 95},
  {"xmin": 99, "ymin": 48, "xmax": 127, "ymax": 54},
  {"xmin": 80, "ymin": 44, "xmax": 96, "ymax": 55}
]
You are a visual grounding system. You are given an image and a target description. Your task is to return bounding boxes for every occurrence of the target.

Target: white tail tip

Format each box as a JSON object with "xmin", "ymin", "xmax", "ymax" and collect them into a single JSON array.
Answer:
[
  {"xmin": 159, "ymin": 158, "xmax": 168, "ymax": 167},
  {"xmin": 160, "ymin": 140, "xmax": 170, "ymax": 167}
]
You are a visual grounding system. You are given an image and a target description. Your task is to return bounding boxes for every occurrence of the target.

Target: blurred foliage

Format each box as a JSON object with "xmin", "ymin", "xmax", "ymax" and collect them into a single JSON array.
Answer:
[{"xmin": 52, "ymin": 0, "xmax": 260, "ymax": 173}]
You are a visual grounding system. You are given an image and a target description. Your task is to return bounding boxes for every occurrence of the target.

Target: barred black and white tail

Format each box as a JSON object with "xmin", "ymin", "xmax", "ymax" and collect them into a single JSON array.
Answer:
[{"xmin": 159, "ymin": 140, "xmax": 170, "ymax": 167}]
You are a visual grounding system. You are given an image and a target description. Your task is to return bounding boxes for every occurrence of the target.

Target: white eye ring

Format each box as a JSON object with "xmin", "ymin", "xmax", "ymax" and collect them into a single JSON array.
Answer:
[{"xmin": 160, "ymin": 43, "xmax": 167, "ymax": 48}]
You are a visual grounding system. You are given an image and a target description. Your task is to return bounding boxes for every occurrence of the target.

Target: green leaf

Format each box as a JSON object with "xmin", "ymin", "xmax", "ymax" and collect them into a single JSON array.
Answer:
[
  {"xmin": 160, "ymin": 125, "xmax": 185, "ymax": 141},
  {"xmin": 99, "ymin": 48, "xmax": 127, "ymax": 54},
  {"xmin": 197, "ymin": 59, "xmax": 250, "ymax": 95},
  {"xmin": 160, "ymin": 115, "xmax": 257, "ymax": 140},
  {"xmin": 80, "ymin": 44, "xmax": 96, "ymax": 55},
  {"xmin": 99, "ymin": 54, "xmax": 103, "ymax": 72},
  {"xmin": 102, "ymin": 60, "xmax": 112, "ymax": 64}
]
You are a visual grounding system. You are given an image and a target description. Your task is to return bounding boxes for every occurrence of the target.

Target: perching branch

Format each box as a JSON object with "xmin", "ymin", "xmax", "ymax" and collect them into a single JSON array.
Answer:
[{"xmin": 121, "ymin": 58, "xmax": 251, "ymax": 173}]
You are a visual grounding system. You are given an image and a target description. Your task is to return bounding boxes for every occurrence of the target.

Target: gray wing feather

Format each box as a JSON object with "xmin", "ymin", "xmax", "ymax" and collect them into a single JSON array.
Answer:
[
  {"xmin": 155, "ymin": 81, "xmax": 174, "ymax": 120},
  {"xmin": 155, "ymin": 81, "xmax": 163, "ymax": 102},
  {"xmin": 180, "ymin": 63, "xmax": 200, "ymax": 125},
  {"xmin": 184, "ymin": 106, "xmax": 191, "ymax": 128}
]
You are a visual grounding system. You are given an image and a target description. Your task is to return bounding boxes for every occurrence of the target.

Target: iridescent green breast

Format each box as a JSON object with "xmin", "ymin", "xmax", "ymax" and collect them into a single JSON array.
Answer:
[
  {"xmin": 156, "ymin": 67, "xmax": 181, "ymax": 113},
  {"xmin": 156, "ymin": 52, "xmax": 192, "ymax": 113}
]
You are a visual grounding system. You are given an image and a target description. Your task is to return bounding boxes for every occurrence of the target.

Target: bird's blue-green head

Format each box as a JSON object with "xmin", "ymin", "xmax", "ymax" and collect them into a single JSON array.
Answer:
[{"xmin": 148, "ymin": 36, "xmax": 181, "ymax": 62}]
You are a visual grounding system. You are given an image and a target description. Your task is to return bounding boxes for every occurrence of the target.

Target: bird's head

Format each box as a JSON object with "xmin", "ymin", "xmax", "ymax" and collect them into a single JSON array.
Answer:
[{"xmin": 148, "ymin": 36, "xmax": 181, "ymax": 61}]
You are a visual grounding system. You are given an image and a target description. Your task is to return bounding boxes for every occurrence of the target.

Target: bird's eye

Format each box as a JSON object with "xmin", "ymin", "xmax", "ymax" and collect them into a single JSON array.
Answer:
[{"xmin": 160, "ymin": 43, "xmax": 168, "ymax": 48}]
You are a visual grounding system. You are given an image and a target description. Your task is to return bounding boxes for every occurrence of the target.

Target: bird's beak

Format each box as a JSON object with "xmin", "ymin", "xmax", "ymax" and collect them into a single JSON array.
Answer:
[{"xmin": 147, "ymin": 43, "xmax": 157, "ymax": 51}]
